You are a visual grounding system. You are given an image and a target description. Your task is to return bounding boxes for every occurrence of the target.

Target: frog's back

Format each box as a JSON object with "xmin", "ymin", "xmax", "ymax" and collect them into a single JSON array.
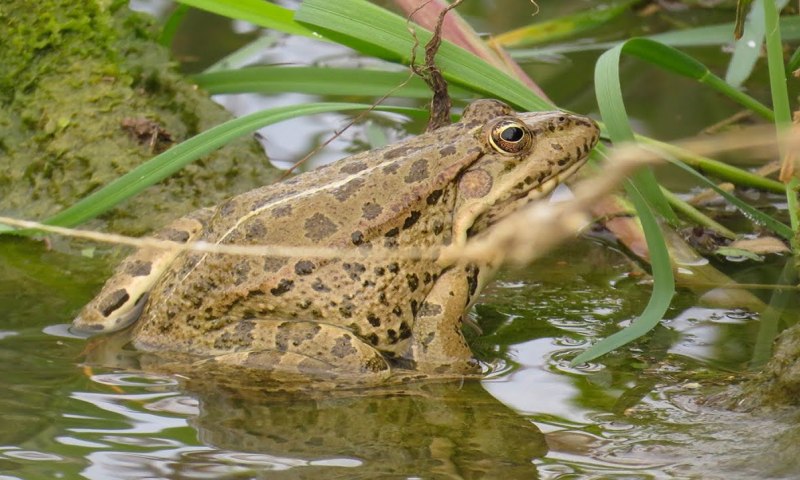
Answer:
[{"xmin": 131, "ymin": 119, "xmax": 486, "ymax": 356}]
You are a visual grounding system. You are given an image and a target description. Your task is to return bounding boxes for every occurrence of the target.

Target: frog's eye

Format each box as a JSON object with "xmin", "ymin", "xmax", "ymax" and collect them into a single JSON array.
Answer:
[{"xmin": 488, "ymin": 119, "xmax": 533, "ymax": 154}]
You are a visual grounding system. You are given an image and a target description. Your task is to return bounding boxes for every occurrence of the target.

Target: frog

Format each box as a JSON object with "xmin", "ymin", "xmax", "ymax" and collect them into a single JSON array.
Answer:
[{"xmin": 73, "ymin": 99, "xmax": 599, "ymax": 381}]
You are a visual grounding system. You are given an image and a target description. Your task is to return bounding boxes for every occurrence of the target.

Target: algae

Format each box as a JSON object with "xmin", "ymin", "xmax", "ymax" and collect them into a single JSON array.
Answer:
[{"xmin": 0, "ymin": 0, "xmax": 280, "ymax": 235}]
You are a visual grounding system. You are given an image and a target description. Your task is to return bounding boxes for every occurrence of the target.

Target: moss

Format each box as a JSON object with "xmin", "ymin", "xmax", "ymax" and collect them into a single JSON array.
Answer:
[{"xmin": 0, "ymin": 0, "xmax": 280, "ymax": 235}]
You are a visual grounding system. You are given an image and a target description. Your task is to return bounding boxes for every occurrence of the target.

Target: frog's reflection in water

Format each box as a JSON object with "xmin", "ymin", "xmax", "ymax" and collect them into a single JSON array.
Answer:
[{"xmin": 184, "ymin": 377, "xmax": 546, "ymax": 478}]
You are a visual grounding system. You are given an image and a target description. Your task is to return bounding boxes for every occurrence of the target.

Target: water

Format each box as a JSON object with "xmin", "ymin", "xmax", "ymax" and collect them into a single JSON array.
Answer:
[{"xmin": 2, "ymin": 235, "xmax": 795, "ymax": 479}]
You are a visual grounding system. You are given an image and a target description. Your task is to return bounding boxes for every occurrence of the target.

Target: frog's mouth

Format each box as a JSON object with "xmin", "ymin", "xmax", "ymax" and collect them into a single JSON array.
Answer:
[{"xmin": 466, "ymin": 156, "xmax": 588, "ymax": 237}]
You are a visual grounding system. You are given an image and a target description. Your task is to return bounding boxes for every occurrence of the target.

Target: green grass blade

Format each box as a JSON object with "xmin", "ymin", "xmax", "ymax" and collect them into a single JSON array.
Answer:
[
  {"xmin": 294, "ymin": 0, "xmax": 552, "ymax": 112},
  {"xmin": 571, "ymin": 180, "xmax": 675, "ymax": 365},
  {"xmin": 511, "ymin": 16, "xmax": 800, "ymax": 57},
  {"xmin": 202, "ymin": 35, "xmax": 281, "ymax": 73},
  {"xmin": 726, "ymin": 0, "xmax": 790, "ymax": 88},
  {"xmin": 661, "ymin": 153, "xmax": 793, "ymax": 239},
  {"xmin": 193, "ymin": 66, "xmax": 472, "ymax": 99},
  {"xmin": 761, "ymin": 0, "xmax": 798, "ymax": 237},
  {"xmin": 492, "ymin": 0, "xmax": 638, "ymax": 48},
  {"xmin": 594, "ymin": 43, "xmax": 677, "ymax": 223},
  {"xmin": 34, "ymin": 103, "xmax": 422, "ymax": 230},
  {"xmin": 175, "ymin": 0, "xmax": 314, "ymax": 37},
  {"xmin": 619, "ymin": 38, "xmax": 773, "ymax": 120},
  {"xmin": 159, "ymin": 4, "xmax": 190, "ymax": 47},
  {"xmin": 643, "ymin": 137, "xmax": 785, "ymax": 194}
]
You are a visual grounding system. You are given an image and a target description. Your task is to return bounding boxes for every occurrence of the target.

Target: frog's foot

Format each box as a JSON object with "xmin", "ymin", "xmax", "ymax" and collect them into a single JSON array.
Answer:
[
  {"xmin": 202, "ymin": 319, "xmax": 392, "ymax": 382},
  {"xmin": 410, "ymin": 265, "xmax": 481, "ymax": 376},
  {"xmin": 73, "ymin": 207, "xmax": 214, "ymax": 334}
]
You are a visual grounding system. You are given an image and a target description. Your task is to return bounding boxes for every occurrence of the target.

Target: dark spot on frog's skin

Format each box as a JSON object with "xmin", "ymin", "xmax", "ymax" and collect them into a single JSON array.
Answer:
[
  {"xmin": 406, "ymin": 273, "xmax": 419, "ymax": 292},
  {"xmin": 575, "ymin": 147, "xmax": 582, "ymax": 158},
  {"xmin": 294, "ymin": 260, "xmax": 315, "ymax": 276},
  {"xmin": 426, "ymin": 189, "xmax": 443, "ymax": 205},
  {"xmin": 367, "ymin": 313, "xmax": 381, "ymax": 327},
  {"xmin": 387, "ymin": 329, "xmax": 399, "ymax": 344},
  {"xmin": 466, "ymin": 264, "xmax": 480, "ymax": 298},
  {"xmin": 524, "ymin": 176, "xmax": 535, "ymax": 185},
  {"xmin": 339, "ymin": 160, "xmax": 368, "ymax": 174},
  {"xmin": 403, "ymin": 211, "xmax": 421, "ymax": 230},
  {"xmin": 374, "ymin": 266, "xmax": 385, "ymax": 276},
  {"xmin": 392, "ymin": 306, "xmax": 403, "ymax": 316},
  {"xmin": 362, "ymin": 202, "xmax": 383, "ymax": 220},
  {"xmin": 270, "ymin": 279, "xmax": 294, "ymax": 296},
  {"xmin": 220, "ymin": 200, "xmax": 237, "ymax": 216},
  {"xmin": 558, "ymin": 156, "xmax": 571, "ymax": 166},
  {"xmin": 351, "ymin": 230, "xmax": 364, "ymax": 246},
  {"xmin": 343, "ymin": 262, "xmax": 366, "ymax": 281},
  {"xmin": 162, "ymin": 228, "xmax": 191, "ymax": 243},
  {"xmin": 272, "ymin": 204, "xmax": 292, "ymax": 218},
  {"xmin": 263, "ymin": 256, "xmax": 287, "ymax": 272},
  {"xmin": 275, "ymin": 322, "xmax": 322, "ymax": 351},
  {"xmin": 382, "ymin": 162, "xmax": 401, "ymax": 174},
  {"xmin": 367, "ymin": 333, "xmax": 380, "ymax": 346},
  {"xmin": 311, "ymin": 278, "xmax": 330, "ymax": 292},
  {"xmin": 410, "ymin": 299, "xmax": 419, "ymax": 316},
  {"xmin": 438, "ymin": 144, "xmax": 457, "ymax": 157},
  {"xmin": 245, "ymin": 220, "xmax": 267, "ymax": 240},
  {"xmin": 304, "ymin": 213, "xmax": 338, "ymax": 241},
  {"xmin": 432, "ymin": 221, "xmax": 444, "ymax": 235},
  {"xmin": 339, "ymin": 300, "xmax": 355, "ymax": 318},
  {"xmin": 548, "ymin": 124, "xmax": 555, "ymax": 133},
  {"xmin": 387, "ymin": 262, "xmax": 399, "ymax": 274},
  {"xmin": 384, "ymin": 145, "xmax": 421, "ymax": 160},
  {"xmin": 419, "ymin": 302, "xmax": 443, "ymax": 317},
  {"xmin": 125, "ymin": 260, "xmax": 151, "ymax": 277},
  {"xmin": 332, "ymin": 177, "xmax": 365, "ymax": 202},
  {"xmin": 250, "ymin": 191, "xmax": 287, "ymax": 211},
  {"xmin": 378, "ymin": 292, "xmax": 389, "ymax": 305},
  {"xmin": 551, "ymin": 143, "xmax": 563, "ymax": 151},
  {"xmin": 214, "ymin": 321, "xmax": 256, "ymax": 350},
  {"xmin": 100, "ymin": 289, "xmax": 130, "ymax": 317},
  {"xmin": 399, "ymin": 321, "xmax": 412, "ymax": 340},
  {"xmin": 384, "ymin": 227, "xmax": 399, "ymax": 237},
  {"xmin": 332, "ymin": 335, "xmax": 358, "ymax": 359},
  {"xmin": 296, "ymin": 299, "xmax": 311, "ymax": 310},
  {"xmin": 384, "ymin": 237, "xmax": 398, "ymax": 249},
  {"xmin": 404, "ymin": 159, "xmax": 428, "ymax": 184},
  {"xmin": 233, "ymin": 261, "xmax": 251, "ymax": 285},
  {"xmin": 423, "ymin": 272, "xmax": 432, "ymax": 284}
]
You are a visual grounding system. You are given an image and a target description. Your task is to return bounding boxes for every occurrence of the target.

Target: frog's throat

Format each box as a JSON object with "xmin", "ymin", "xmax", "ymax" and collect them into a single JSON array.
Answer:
[{"xmin": 450, "ymin": 156, "xmax": 589, "ymax": 249}]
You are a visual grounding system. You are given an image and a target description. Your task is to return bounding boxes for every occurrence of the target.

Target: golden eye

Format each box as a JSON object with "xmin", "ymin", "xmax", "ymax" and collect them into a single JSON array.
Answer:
[{"xmin": 488, "ymin": 120, "xmax": 533, "ymax": 154}]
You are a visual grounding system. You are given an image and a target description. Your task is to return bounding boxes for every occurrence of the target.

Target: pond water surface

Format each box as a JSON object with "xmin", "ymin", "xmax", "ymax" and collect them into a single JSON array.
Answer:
[{"xmin": 2, "ymin": 237, "xmax": 794, "ymax": 479}]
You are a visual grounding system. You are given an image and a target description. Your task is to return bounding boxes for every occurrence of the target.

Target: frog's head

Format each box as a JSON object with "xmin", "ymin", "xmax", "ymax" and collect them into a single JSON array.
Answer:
[{"xmin": 452, "ymin": 101, "xmax": 600, "ymax": 244}]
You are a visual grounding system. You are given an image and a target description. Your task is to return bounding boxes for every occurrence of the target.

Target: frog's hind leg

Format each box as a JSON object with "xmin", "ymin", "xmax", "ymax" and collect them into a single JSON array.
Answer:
[
  {"xmin": 203, "ymin": 319, "xmax": 391, "ymax": 382},
  {"xmin": 73, "ymin": 208, "xmax": 214, "ymax": 334}
]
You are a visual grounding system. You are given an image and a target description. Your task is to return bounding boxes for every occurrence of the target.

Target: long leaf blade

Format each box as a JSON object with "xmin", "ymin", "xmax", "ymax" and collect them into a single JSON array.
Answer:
[
  {"xmin": 294, "ymin": 0, "xmax": 552, "ymax": 112},
  {"xmin": 35, "ymin": 103, "xmax": 421, "ymax": 230}
]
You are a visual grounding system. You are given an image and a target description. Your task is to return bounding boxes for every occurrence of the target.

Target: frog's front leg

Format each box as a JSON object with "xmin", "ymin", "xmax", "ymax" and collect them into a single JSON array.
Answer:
[
  {"xmin": 194, "ymin": 319, "xmax": 392, "ymax": 381},
  {"xmin": 409, "ymin": 264, "xmax": 482, "ymax": 375}
]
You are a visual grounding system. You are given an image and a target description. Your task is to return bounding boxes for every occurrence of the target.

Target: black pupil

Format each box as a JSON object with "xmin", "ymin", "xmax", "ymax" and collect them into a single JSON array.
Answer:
[{"xmin": 500, "ymin": 126, "xmax": 524, "ymax": 142}]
